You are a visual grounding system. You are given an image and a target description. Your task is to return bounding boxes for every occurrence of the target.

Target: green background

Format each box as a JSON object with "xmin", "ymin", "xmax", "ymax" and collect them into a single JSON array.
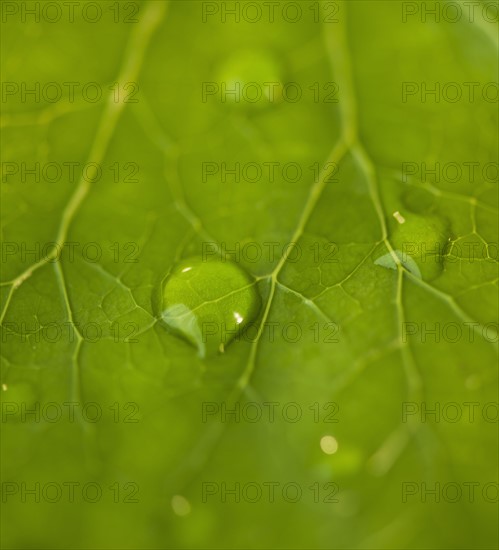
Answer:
[{"xmin": 1, "ymin": 1, "xmax": 498, "ymax": 548}]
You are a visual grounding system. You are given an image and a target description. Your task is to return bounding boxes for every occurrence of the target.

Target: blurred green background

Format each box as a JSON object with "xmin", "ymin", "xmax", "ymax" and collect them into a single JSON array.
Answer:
[{"xmin": 1, "ymin": 1, "xmax": 498, "ymax": 548}]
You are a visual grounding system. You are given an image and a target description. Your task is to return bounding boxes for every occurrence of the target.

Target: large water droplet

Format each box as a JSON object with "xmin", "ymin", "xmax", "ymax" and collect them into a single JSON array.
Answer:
[
  {"xmin": 376, "ymin": 211, "xmax": 451, "ymax": 280},
  {"xmin": 216, "ymin": 49, "xmax": 284, "ymax": 109},
  {"xmin": 159, "ymin": 258, "xmax": 261, "ymax": 357}
]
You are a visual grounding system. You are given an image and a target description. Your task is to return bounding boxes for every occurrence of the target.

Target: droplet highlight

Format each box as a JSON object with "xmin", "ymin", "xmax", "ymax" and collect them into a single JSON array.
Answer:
[{"xmin": 159, "ymin": 257, "xmax": 261, "ymax": 357}]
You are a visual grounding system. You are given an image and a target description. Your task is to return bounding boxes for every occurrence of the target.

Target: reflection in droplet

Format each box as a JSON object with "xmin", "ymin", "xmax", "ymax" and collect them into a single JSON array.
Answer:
[
  {"xmin": 234, "ymin": 312, "xmax": 243, "ymax": 325},
  {"xmin": 392, "ymin": 210, "xmax": 406, "ymax": 224}
]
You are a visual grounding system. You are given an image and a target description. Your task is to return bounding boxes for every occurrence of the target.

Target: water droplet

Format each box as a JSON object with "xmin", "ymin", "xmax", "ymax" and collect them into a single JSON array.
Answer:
[
  {"xmin": 216, "ymin": 49, "xmax": 284, "ymax": 109},
  {"xmin": 376, "ymin": 212, "xmax": 451, "ymax": 280},
  {"xmin": 171, "ymin": 495, "xmax": 191, "ymax": 516},
  {"xmin": 320, "ymin": 435, "xmax": 339, "ymax": 455},
  {"xmin": 159, "ymin": 258, "xmax": 261, "ymax": 358}
]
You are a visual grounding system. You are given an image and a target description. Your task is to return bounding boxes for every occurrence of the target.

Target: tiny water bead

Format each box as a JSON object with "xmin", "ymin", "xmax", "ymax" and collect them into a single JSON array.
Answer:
[
  {"xmin": 159, "ymin": 257, "xmax": 261, "ymax": 358},
  {"xmin": 216, "ymin": 49, "xmax": 284, "ymax": 109}
]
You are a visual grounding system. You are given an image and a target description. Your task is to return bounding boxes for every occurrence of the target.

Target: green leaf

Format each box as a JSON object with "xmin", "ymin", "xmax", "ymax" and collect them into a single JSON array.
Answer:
[{"xmin": 1, "ymin": 1, "xmax": 498, "ymax": 549}]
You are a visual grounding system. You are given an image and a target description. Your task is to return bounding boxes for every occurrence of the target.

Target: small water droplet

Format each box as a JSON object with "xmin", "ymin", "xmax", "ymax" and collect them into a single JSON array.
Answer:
[
  {"xmin": 216, "ymin": 49, "xmax": 284, "ymax": 109},
  {"xmin": 171, "ymin": 494, "xmax": 191, "ymax": 516},
  {"xmin": 158, "ymin": 257, "xmax": 261, "ymax": 358},
  {"xmin": 320, "ymin": 435, "xmax": 339, "ymax": 455}
]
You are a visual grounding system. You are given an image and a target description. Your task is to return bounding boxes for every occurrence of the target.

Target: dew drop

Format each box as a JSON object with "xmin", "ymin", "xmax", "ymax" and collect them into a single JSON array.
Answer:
[
  {"xmin": 320, "ymin": 435, "xmax": 339, "ymax": 455},
  {"xmin": 158, "ymin": 257, "xmax": 261, "ymax": 358},
  {"xmin": 171, "ymin": 495, "xmax": 191, "ymax": 516},
  {"xmin": 376, "ymin": 212, "xmax": 451, "ymax": 281},
  {"xmin": 216, "ymin": 49, "xmax": 284, "ymax": 109}
]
